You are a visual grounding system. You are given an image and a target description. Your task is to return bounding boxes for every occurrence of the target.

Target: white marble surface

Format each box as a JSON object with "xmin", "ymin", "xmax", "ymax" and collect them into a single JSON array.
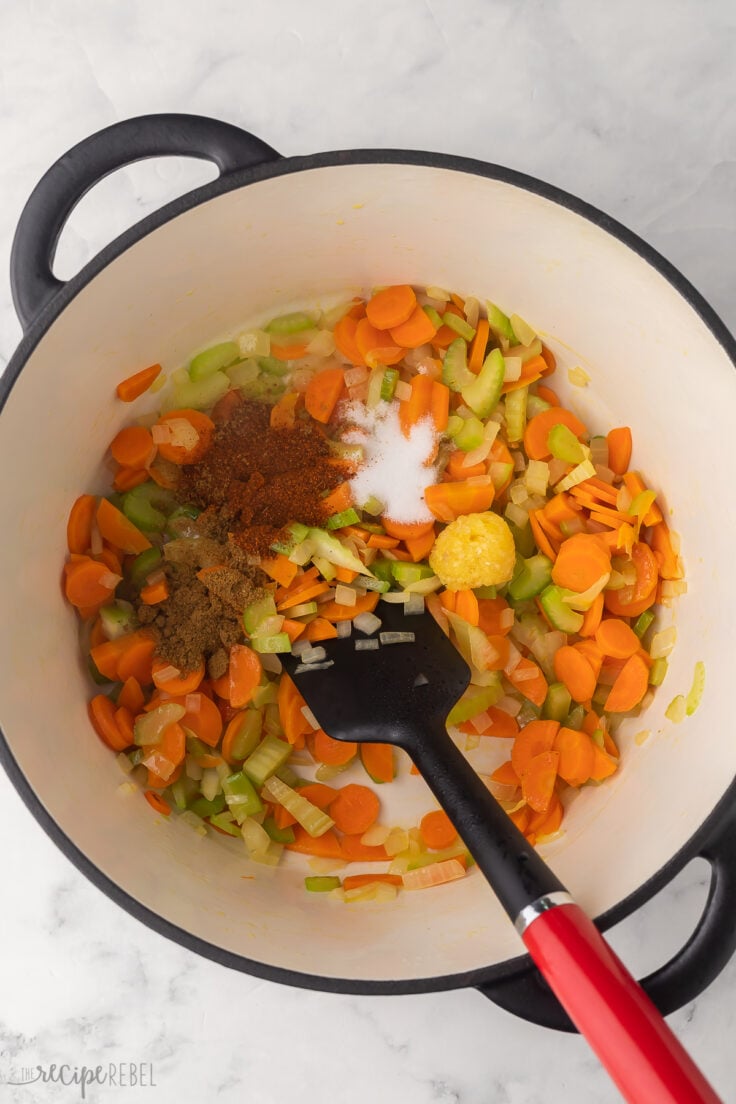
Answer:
[{"xmin": 1, "ymin": 1, "xmax": 735, "ymax": 1101}]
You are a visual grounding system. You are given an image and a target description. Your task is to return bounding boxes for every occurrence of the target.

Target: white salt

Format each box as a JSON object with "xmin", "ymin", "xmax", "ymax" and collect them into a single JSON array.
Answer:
[{"xmin": 342, "ymin": 401, "xmax": 437, "ymax": 524}]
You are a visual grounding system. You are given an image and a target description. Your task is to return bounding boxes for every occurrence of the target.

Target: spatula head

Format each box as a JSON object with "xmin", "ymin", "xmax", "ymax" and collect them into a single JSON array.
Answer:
[{"xmin": 281, "ymin": 601, "xmax": 471, "ymax": 752}]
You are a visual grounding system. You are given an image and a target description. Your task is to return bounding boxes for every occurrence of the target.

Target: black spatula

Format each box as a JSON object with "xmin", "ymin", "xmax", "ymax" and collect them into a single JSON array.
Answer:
[{"xmin": 281, "ymin": 602, "xmax": 721, "ymax": 1104}]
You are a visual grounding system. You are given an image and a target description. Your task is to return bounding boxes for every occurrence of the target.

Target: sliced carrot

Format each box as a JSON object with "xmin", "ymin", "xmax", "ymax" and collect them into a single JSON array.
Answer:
[
  {"xmin": 96, "ymin": 498, "xmax": 152, "ymax": 554},
  {"xmin": 477, "ymin": 596, "xmax": 512, "ymax": 636},
  {"xmin": 606, "ymin": 427, "xmax": 632, "ymax": 476},
  {"xmin": 544, "ymin": 492, "xmax": 581, "ymax": 525},
  {"xmin": 110, "ymin": 426, "xmax": 155, "ymax": 470},
  {"xmin": 483, "ymin": 704, "xmax": 519, "ymax": 737},
  {"xmin": 431, "ymin": 381, "xmax": 450, "ymax": 433},
  {"xmin": 579, "ymin": 591, "xmax": 604, "ymax": 637},
  {"xmin": 366, "ymin": 284, "xmax": 416, "ymax": 330},
  {"xmin": 88, "ymin": 694, "xmax": 130, "ymax": 751},
  {"xmin": 447, "ymin": 450, "xmax": 486, "ymax": 480},
  {"xmin": 144, "ymin": 790, "xmax": 171, "ymax": 815},
  {"xmin": 649, "ymin": 521, "xmax": 683, "ymax": 580},
  {"xmin": 468, "ymin": 317, "xmax": 490, "ymax": 373},
  {"xmin": 116, "ymin": 633, "xmax": 156, "ymax": 685},
  {"xmin": 622, "ymin": 472, "xmax": 663, "ymax": 526},
  {"xmin": 355, "ymin": 318, "xmax": 405, "ymax": 366},
  {"xmin": 553, "ymin": 645, "xmax": 597, "ymax": 703},
  {"xmin": 511, "ymin": 719, "xmax": 559, "ymax": 777},
  {"xmin": 404, "ymin": 525, "xmax": 436, "ymax": 562},
  {"xmin": 277, "ymin": 581, "xmax": 332, "ymax": 610},
  {"xmin": 341, "ymin": 525, "xmax": 371, "ymax": 541},
  {"xmin": 419, "ymin": 809, "xmax": 458, "ymax": 850},
  {"xmin": 521, "ymin": 750, "xmax": 560, "ymax": 813},
  {"xmin": 507, "ymin": 657, "xmax": 548, "ymax": 707},
  {"xmin": 312, "ymin": 729, "xmax": 357, "ymax": 765},
  {"xmin": 590, "ymin": 745, "xmax": 618, "ymax": 781},
  {"xmin": 604, "ymin": 541, "xmax": 659, "ymax": 617},
  {"xmin": 156, "ymin": 409, "xmax": 215, "ymax": 465},
  {"xmin": 366, "ymin": 533, "xmax": 400, "ymax": 549},
  {"xmin": 604, "ymin": 653, "xmax": 650, "ymax": 713},
  {"xmin": 140, "ymin": 580, "xmax": 169, "ymax": 605},
  {"xmin": 335, "ymin": 567, "xmax": 359, "ymax": 584},
  {"xmin": 269, "ymin": 342, "xmax": 308, "ymax": 361},
  {"xmin": 329, "ymin": 783, "xmax": 380, "ymax": 835},
  {"xmin": 342, "ymin": 874, "xmax": 403, "ymax": 890},
  {"xmin": 340, "ymin": 834, "xmax": 389, "ymax": 862},
  {"xmin": 523, "ymin": 407, "xmax": 588, "ymax": 461},
  {"xmin": 389, "ymin": 303, "xmax": 438, "ymax": 347},
  {"xmin": 67, "ymin": 494, "xmax": 97, "ymax": 554},
  {"xmin": 318, "ymin": 591, "xmax": 380, "ymax": 623},
  {"xmin": 453, "ymin": 589, "xmax": 479, "ymax": 626},
  {"xmin": 573, "ymin": 639, "xmax": 604, "ymax": 682},
  {"xmin": 303, "ymin": 617, "xmax": 339, "ymax": 642},
  {"xmin": 114, "ymin": 705, "xmax": 135, "ymax": 746},
  {"xmin": 269, "ymin": 391, "xmax": 300, "ymax": 429},
  {"xmin": 157, "ymin": 720, "xmax": 187, "ymax": 770},
  {"xmin": 382, "ymin": 517, "xmax": 435, "ymax": 541},
  {"xmin": 439, "ymin": 590, "xmax": 457, "ymax": 614},
  {"xmin": 529, "ymin": 511, "xmax": 558, "ymax": 561},
  {"xmin": 152, "ymin": 658, "xmax": 205, "ymax": 694},
  {"xmin": 277, "ymin": 674, "xmax": 311, "ymax": 744},
  {"xmin": 333, "ymin": 313, "xmax": 364, "ymax": 366},
  {"xmin": 553, "ymin": 726, "xmax": 595, "ymax": 786},
  {"xmin": 112, "ymin": 466, "xmax": 149, "ymax": 493},
  {"xmin": 360, "ymin": 742, "xmax": 395, "ymax": 783},
  {"xmin": 65, "ymin": 559, "xmax": 118, "ymax": 607},
  {"xmin": 294, "ymin": 782, "xmax": 339, "ymax": 809},
  {"xmin": 527, "ymin": 794, "xmax": 563, "ymax": 839},
  {"xmin": 509, "ymin": 805, "xmax": 530, "ymax": 833},
  {"xmin": 595, "ymin": 618, "xmax": 640, "ymax": 659},
  {"xmin": 285, "ymin": 825, "xmax": 344, "ymax": 859},
  {"xmin": 424, "ymin": 480, "xmax": 494, "ymax": 522},
  {"xmin": 551, "ymin": 533, "xmax": 611, "ymax": 593},
  {"xmin": 603, "ymin": 728, "xmax": 620, "ymax": 759},
  {"xmin": 305, "ymin": 367, "xmax": 345, "ymax": 424},
  {"xmin": 116, "ymin": 362, "xmax": 162, "ymax": 402},
  {"xmin": 117, "ymin": 676, "xmax": 144, "ymax": 714},
  {"xmin": 228, "ymin": 644, "xmax": 263, "ymax": 708},
  {"xmin": 320, "ymin": 482, "xmax": 353, "ymax": 518},
  {"xmin": 432, "ymin": 303, "xmax": 465, "ymax": 349},
  {"xmin": 260, "ymin": 553, "xmax": 299, "ymax": 589},
  {"xmin": 490, "ymin": 760, "xmax": 520, "ymax": 786},
  {"xmin": 282, "ymin": 618, "xmax": 306, "ymax": 643},
  {"xmin": 501, "ymin": 355, "xmax": 546, "ymax": 394},
  {"xmin": 539, "ymin": 346, "xmax": 557, "ymax": 376},
  {"xmin": 536, "ymin": 384, "xmax": 560, "ymax": 407}
]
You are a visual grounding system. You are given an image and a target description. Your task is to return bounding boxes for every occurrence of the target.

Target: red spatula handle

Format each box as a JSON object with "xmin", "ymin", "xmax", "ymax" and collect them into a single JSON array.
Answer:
[{"xmin": 520, "ymin": 900, "xmax": 723, "ymax": 1104}]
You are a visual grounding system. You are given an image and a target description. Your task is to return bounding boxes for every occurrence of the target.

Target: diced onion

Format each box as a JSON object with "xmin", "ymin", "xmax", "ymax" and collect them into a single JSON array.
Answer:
[
  {"xmin": 466, "ymin": 475, "xmax": 493, "ymax": 487},
  {"xmin": 426, "ymin": 286, "xmax": 450, "ymax": 301},
  {"xmin": 464, "ymin": 296, "xmax": 480, "ymax": 329},
  {"xmin": 354, "ymin": 612, "xmax": 382, "ymax": 634},
  {"xmin": 334, "ymin": 585, "xmax": 357, "ymax": 607},
  {"xmin": 496, "ymin": 695, "xmax": 522, "ymax": 717},
  {"xmin": 404, "ymin": 594, "xmax": 425, "ymax": 616},
  {"xmin": 503, "ymin": 642, "xmax": 522, "ymax": 676},
  {"xmin": 511, "ymin": 450, "xmax": 526, "ymax": 472},
  {"xmin": 617, "ymin": 486, "xmax": 633, "ymax": 512},
  {"xmin": 525, "ymin": 459, "xmax": 550, "ymax": 497},
  {"xmin": 660, "ymin": 581, "xmax": 687, "ymax": 598},
  {"xmin": 504, "ymin": 502, "xmax": 529, "ymax": 529},
  {"xmin": 152, "ymin": 424, "xmax": 173, "ymax": 444},
  {"xmin": 402, "ymin": 858, "xmax": 466, "ymax": 890},
  {"xmin": 567, "ymin": 366, "xmax": 591, "ymax": 387},
  {"xmin": 302, "ymin": 646, "xmax": 328, "ymax": 664},
  {"xmin": 562, "ymin": 573, "xmax": 610, "ymax": 610},
  {"xmin": 503, "ymin": 356, "xmax": 523, "ymax": 383},
  {"xmin": 462, "ymin": 438, "xmax": 494, "ymax": 467},
  {"xmin": 260, "ymin": 653, "xmax": 283, "ymax": 675},
  {"xmin": 355, "ymin": 639, "xmax": 379, "ymax": 651},
  {"xmin": 307, "ymin": 330, "xmax": 336, "ymax": 357},
  {"xmin": 361, "ymin": 824, "xmax": 391, "ymax": 847},
  {"xmin": 308, "ymin": 857, "xmax": 347, "ymax": 873},
  {"xmin": 385, "ymin": 827, "xmax": 410, "ymax": 856},
  {"xmin": 99, "ymin": 570, "xmax": 122, "ymax": 590},
  {"xmin": 185, "ymin": 692, "xmax": 202, "ymax": 713},
  {"xmin": 258, "ymin": 615, "xmax": 285, "ymax": 636},
  {"xmin": 594, "ymin": 465, "xmax": 616, "ymax": 484},
  {"xmin": 167, "ymin": 418, "xmax": 200, "ymax": 450},
  {"xmin": 336, "ymin": 620, "xmax": 352, "ymax": 638},
  {"xmin": 499, "ymin": 608, "xmax": 515, "ymax": 631},
  {"xmin": 301, "ymin": 704, "xmax": 320, "ymax": 729},
  {"xmin": 394, "ymin": 380, "xmax": 412, "ymax": 402},
  {"xmin": 465, "ymin": 732, "xmax": 481, "ymax": 750},
  {"xmin": 179, "ymin": 810, "xmax": 208, "ymax": 837},
  {"xmin": 589, "ymin": 438, "xmax": 609, "ymax": 467},
  {"xmin": 379, "ymin": 631, "xmax": 416, "ymax": 645},
  {"xmin": 650, "ymin": 627, "xmax": 677, "ymax": 660},
  {"xmin": 510, "ymin": 480, "xmax": 530, "ymax": 506},
  {"xmin": 117, "ymin": 781, "xmax": 137, "ymax": 796},
  {"xmin": 116, "ymin": 752, "xmax": 134, "ymax": 775},
  {"xmin": 291, "ymin": 640, "xmax": 312, "ymax": 657},
  {"xmin": 665, "ymin": 695, "xmax": 687, "ymax": 723}
]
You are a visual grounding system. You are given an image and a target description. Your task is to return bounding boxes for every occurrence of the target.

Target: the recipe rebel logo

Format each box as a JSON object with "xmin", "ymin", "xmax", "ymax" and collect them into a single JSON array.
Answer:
[{"xmin": 2, "ymin": 1061, "xmax": 157, "ymax": 1098}]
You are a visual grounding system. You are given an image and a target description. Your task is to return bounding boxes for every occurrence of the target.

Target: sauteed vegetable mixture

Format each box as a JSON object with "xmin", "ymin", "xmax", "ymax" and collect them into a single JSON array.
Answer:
[{"xmin": 64, "ymin": 286, "xmax": 685, "ymax": 903}]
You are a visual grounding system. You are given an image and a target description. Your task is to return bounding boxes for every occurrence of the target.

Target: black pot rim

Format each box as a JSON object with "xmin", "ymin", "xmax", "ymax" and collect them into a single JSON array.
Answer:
[{"xmin": 2, "ymin": 146, "xmax": 735, "ymax": 997}]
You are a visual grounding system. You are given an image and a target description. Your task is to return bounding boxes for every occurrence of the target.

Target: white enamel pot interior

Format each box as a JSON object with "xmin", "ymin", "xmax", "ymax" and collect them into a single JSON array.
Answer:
[{"xmin": 2, "ymin": 121, "xmax": 736, "ymax": 995}]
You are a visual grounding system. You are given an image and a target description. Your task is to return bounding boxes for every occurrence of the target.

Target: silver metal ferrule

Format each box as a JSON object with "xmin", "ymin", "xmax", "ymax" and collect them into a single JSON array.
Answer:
[{"xmin": 514, "ymin": 891, "xmax": 574, "ymax": 935}]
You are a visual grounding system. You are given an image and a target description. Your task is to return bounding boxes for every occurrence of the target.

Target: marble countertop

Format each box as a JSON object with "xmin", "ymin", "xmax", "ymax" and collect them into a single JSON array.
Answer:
[{"xmin": 1, "ymin": 2, "xmax": 734, "ymax": 1101}]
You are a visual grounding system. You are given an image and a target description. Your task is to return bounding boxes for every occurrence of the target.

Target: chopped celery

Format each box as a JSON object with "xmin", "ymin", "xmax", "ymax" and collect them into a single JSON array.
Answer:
[
  {"xmin": 509, "ymin": 313, "xmax": 536, "ymax": 346},
  {"xmin": 274, "ymin": 762, "xmax": 304, "ymax": 788},
  {"xmin": 539, "ymin": 585, "xmax": 584, "ymax": 633},
  {"xmin": 486, "ymin": 301, "xmax": 517, "ymax": 342},
  {"xmin": 307, "ymin": 527, "xmax": 372, "ymax": 576},
  {"xmin": 262, "ymin": 775, "xmax": 334, "ymax": 837},
  {"xmin": 264, "ymin": 311, "xmax": 315, "ymax": 336},
  {"xmin": 170, "ymin": 775, "xmax": 199, "ymax": 811},
  {"xmin": 442, "ymin": 339, "xmax": 474, "ymax": 392},
  {"xmin": 311, "ymin": 555, "xmax": 337, "ymax": 581},
  {"xmin": 361, "ymin": 496, "xmax": 385, "ymax": 518},
  {"xmin": 590, "ymin": 728, "xmax": 605, "ymax": 749},
  {"xmin": 441, "ymin": 311, "xmax": 476, "ymax": 342},
  {"xmin": 222, "ymin": 771, "xmax": 263, "ymax": 822},
  {"xmin": 461, "ymin": 349, "xmax": 505, "ymax": 419},
  {"xmin": 305, "ymin": 876, "xmax": 341, "ymax": 892},
  {"xmin": 189, "ymin": 794, "xmax": 227, "ymax": 818},
  {"xmin": 127, "ymin": 546, "xmax": 163, "ymax": 588},
  {"xmin": 283, "ymin": 600, "xmax": 319, "ymax": 618},
  {"xmin": 362, "ymin": 576, "xmax": 391, "ymax": 593},
  {"xmin": 649, "ymin": 658, "xmax": 668, "ymax": 687},
  {"xmin": 445, "ymin": 414, "xmax": 464, "ymax": 439},
  {"xmin": 391, "ymin": 562, "xmax": 434, "ymax": 587},
  {"xmin": 406, "ymin": 843, "xmax": 474, "ymax": 871},
  {"xmin": 258, "ymin": 355, "xmax": 293, "ymax": 377},
  {"xmin": 423, "ymin": 305, "xmax": 443, "ymax": 329},
  {"xmin": 252, "ymin": 681, "xmax": 279, "ymax": 708},
  {"xmin": 134, "ymin": 703, "xmax": 186, "ymax": 745},
  {"xmin": 686, "ymin": 661, "xmax": 705, "ymax": 715},
  {"xmin": 165, "ymin": 504, "xmax": 200, "ymax": 540},
  {"xmin": 226, "ymin": 359, "xmax": 261, "ymax": 389},
  {"xmin": 228, "ymin": 710, "xmax": 263, "ymax": 761},
  {"xmin": 554, "ymin": 459, "xmax": 596, "ymax": 493},
  {"xmin": 565, "ymin": 705, "xmax": 586, "ymax": 730},
  {"xmin": 526, "ymin": 394, "xmax": 551, "ymax": 418},
  {"xmin": 446, "ymin": 682, "xmax": 502, "ymax": 726},
  {"xmin": 326, "ymin": 508, "xmax": 361, "ymax": 530},
  {"xmin": 508, "ymin": 554, "xmax": 553, "ymax": 601},
  {"xmin": 122, "ymin": 481, "xmax": 177, "ymax": 533},
  {"xmin": 633, "ymin": 610, "xmax": 656, "ymax": 638},
  {"xmin": 542, "ymin": 682, "xmax": 572, "ymax": 722},
  {"xmin": 371, "ymin": 559, "xmax": 395, "ymax": 585},
  {"xmin": 243, "ymin": 734, "xmax": 292, "ymax": 787},
  {"xmin": 263, "ymin": 817, "xmax": 296, "ymax": 844},
  {"xmin": 547, "ymin": 424, "xmax": 586, "ymax": 464},
  {"xmin": 504, "ymin": 387, "xmax": 528, "ymax": 445},
  {"xmin": 250, "ymin": 632, "xmax": 291, "ymax": 654},
  {"xmin": 453, "ymin": 416, "xmax": 485, "ymax": 451},
  {"xmin": 99, "ymin": 601, "xmax": 137, "ymax": 641},
  {"xmin": 243, "ymin": 594, "xmax": 278, "ymax": 635},
  {"xmin": 380, "ymin": 367, "xmax": 399, "ymax": 401},
  {"xmin": 270, "ymin": 522, "xmax": 310, "ymax": 556},
  {"xmin": 209, "ymin": 812, "xmax": 242, "ymax": 837},
  {"xmin": 189, "ymin": 341, "xmax": 239, "ymax": 381},
  {"xmin": 507, "ymin": 517, "xmax": 536, "ymax": 558},
  {"xmin": 365, "ymin": 366, "xmax": 384, "ymax": 409},
  {"xmin": 162, "ymin": 370, "xmax": 230, "ymax": 412}
]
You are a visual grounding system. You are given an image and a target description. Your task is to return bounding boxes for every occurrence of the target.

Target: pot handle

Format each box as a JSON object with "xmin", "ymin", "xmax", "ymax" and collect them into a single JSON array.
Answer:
[
  {"xmin": 477, "ymin": 796, "xmax": 736, "ymax": 1031},
  {"xmin": 10, "ymin": 113, "xmax": 280, "ymax": 330}
]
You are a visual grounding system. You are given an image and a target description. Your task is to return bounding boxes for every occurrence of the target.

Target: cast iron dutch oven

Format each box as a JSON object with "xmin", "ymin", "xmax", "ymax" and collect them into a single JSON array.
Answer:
[{"xmin": 2, "ymin": 114, "xmax": 736, "ymax": 1031}]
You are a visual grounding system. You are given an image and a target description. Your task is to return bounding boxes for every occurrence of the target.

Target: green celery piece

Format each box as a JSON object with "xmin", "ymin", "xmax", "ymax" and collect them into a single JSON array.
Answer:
[
  {"xmin": 252, "ymin": 681, "xmax": 279, "ymax": 708},
  {"xmin": 406, "ymin": 842, "xmax": 474, "ymax": 871},
  {"xmin": 547, "ymin": 423, "xmax": 585, "ymax": 464},
  {"xmin": 490, "ymin": 460, "xmax": 514, "ymax": 492},
  {"xmin": 162, "ymin": 370, "xmax": 229, "ymax": 412},
  {"xmin": 380, "ymin": 368, "xmax": 399, "ymax": 402},
  {"xmin": 361, "ymin": 496, "xmax": 385, "ymax": 517},
  {"xmin": 542, "ymin": 682, "xmax": 572, "ymax": 722},
  {"xmin": 264, "ymin": 311, "xmax": 315, "ymax": 336},
  {"xmin": 423, "ymin": 305, "xmax": 443, "ymax": 329},
  {"xmin": 304, "ymin": 876, "xmax": 341, "ymax": 892},
  {"xmin": 263, "ymin": 816, "xmax": 296, "ymax": 844},
  {"xmin": 134, "ymin": 703, "xmax": 186, "ymax": 746},
  {"xmin": 170, "ymin": 775, "xmax": 200, "ymax": 811},
  {"xmin": 165, "ymin": 505, "xmax": 200, "ymax": 540},
  {"xmin": 270, "ymin": 522, "xmax": 310, "ymax": 555},
  {"xmin": 504, "ymin": 386, "xmax": 528, "ymax": 444},
  {"xmin": 273, "ymin": 762, "xmax": 304, "ymax": 787},
  {"xmin": 258, "ymin": 356, "xmax": 292, "ymax": 377},
  {"xmin": 453, "ymin": 416, "xmax": 485, "ymax": 452},
  {"xmin": 361, "ymin": 576, "xmax": 391, "ymax": 593},
  {"xmin": 474, "ymin": 585, "xmax": 497, "ymax": 599},
  {"xmin": 508, "ymin": 518, "xmax": 536, "ymax": 558},
  {"xmin": 99, "ymin": 601, "xmax": 137, "ymax": 641},
  {"xmin": 526, "ymin": 394, "xmax": 551, "ymax": 418},
  {"xmin": 508, "ymin": 554, "xmax": 553, "ymax": 601},
  {"xmin": 486, "ymin": 301, "xmax": 517, "ymax": 342},
  {"xmin": 209, "ymin": 812, "xmax": 242, "ymax": 837},
  {"xmin": 189, "ymin": 341, "xmax": 239, "ymax": 381},
  {"xmin": 122, "ymin": 481, "xmax": 177, "ymax": 534},
  {"xmin": 127, "ymin": 547, "xmax": 163, "ymax": 588},
  {"xmin": 565, "ymin": 705, "xmax": 586, "ymax": 731},
  {"xmin": 649, "ymin": 657, "xmax": 668, "ymax": 687},
  {"xmin": 445, "ymin": 414, "xmax": 464, "ymax": 439},
  {"xmin": 311, "ymin": 555, "xmax": 336, "ymax": 581},
  {"xmin": 371, "ymin": 559, "xmax": 395, "ymax": 584},
  {"xmin": 391, "ymin": 561, "xmax": 434, "ymax": 586},
  {"xmin": 461, "ymin": 348, "xmax": 505, "ymax": 418},
  {"xmin": 243, "ymin": 594, "xmax": 278, "ymax": 635},
  {"xmin": 442, "ymin": 339, "xmax": 475, "ymax": 392},
  {"xmin": 189, "ymin": 794, "xmax": 227, "ymax": 818},
  {"xmin": 227, "ymin": 710, "xmax": 263, "ymax": 761},
  {"xmin": 250, "ymin": 632, "xmax": 292, "ymax": 655},
  {"xmin": 307, "ymin": 527, "xmax": 372, "ymax": 576},
  {"xmin": 243, "ymin": 734, "xmax": 293, "ymax": 787},
  {"xmin": 441, "ymin": 311, "xmax": 476, "ymax": 342},
  {"xmin": 326, "ymin": 508, "xmax": 361, "ymax": 530},
  {"xmin": 222, "ymin": 771, "xmax": 263, "ymax": 820},
  {"xmin": 685, "ymin": 661, "xmax": 705, "ymax": 714},
  {"xmin": 226, "ymin": 359, "xmax": 260, "ymax": 390},
  {"xmin": 539, "ymin": 585, "xmax": 584, "ymax": 633},
  {"xmin": 446, "ymin": 681, "xmax": 503, "ymax": 726},
  {"xmin": 633, "ymin": 610, "xmax": 656, "ymax": 638}
]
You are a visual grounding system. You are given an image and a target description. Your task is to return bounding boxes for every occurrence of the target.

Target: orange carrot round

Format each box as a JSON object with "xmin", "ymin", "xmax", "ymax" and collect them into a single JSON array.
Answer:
[
  {"xmin": 468, "ymin": 317, "xmax": 490, "ymax": 373},
  {"xmin": 477, "ymin": 597, "xmax": 513, "ymax": 636},
  {"xmin": 329, "ymin": 784, "xmax": 380, "ymax": 835},
  {"xmin": 118, "ymin": 676, "xmax": 145, "ymax": 714},
  {"xmin": 67, "ymin": 494, "xmax": 97, "ymax": 554},
  {"xmin": 116, "ymin": 363, "xmax": 162, "ymax": 402},
  {"xmin": 424, "ymin": 480, "xmax": 494, "ymax": 521},
  {"xmin": 156, "ymin": 409, "xmax": 215, "ymax": 464},
  {"xmin": 552, "ymin": 533, "xmax": 611, "ymax": 592},
  {"xmin": 89, "ymin": 694, "xmax": 131, "ymax": 751},
  {"xmin": 606, "ymin": 427, "xmax": 632, "ymax": 475},
  {"xmin": 144, "ymin": 790, "xmax": 171, "ymax": 816},
  {"xmin": 365, "ymin": 284, "xmax": 416, "ymax": 330},
  {"xmin": 604, "ymin": 541, "xmax": 659, "ymax": 617},
  {"xmin": 228, "ymin": 644, "xmax": 263, "ymax": 708},
  {"xmin": 511, "ymin": 719, "xmax": 559, "ymax": 777},
  {"xmin": 553, "ymin": 726, "xmax": 595, "ymax": 786},
  {"xmin": 521, "ymin": 750, "xmax": 560, "ymax": 813},
  {"xmin": 305, "ymin": 366, "xmax": 346, "ymax": 424},
  {"xmin": 152, "ymin": 658, "xmax": 205, "ymax": 694},
  {"xmin": 594, "ymin": 618, "xmax": 640, "ymax": 659},
  {"xmin": 420, "ymin": 809, "xmax": 458, "ymax": 850},
  {"xmin": 389, "ymin": 304, "xmax": 438, "ymax": 348},
  {"xmin": 110, "ymin": 426, "xmax": 155, "ymax": 470},
  {"xmin": 355, "ymin": 318, "xmax": 406, "ymax": 366},
  {"xmin": 554, "ymin": 645, "xmax": 597, "ymax": 703},
  {"xmin": 381, "ymin": 517, "xmax": 435, "ymax": 541},
  {"xmin": 65, "ymin": 559, "xmax": 118, "ymax": 607},
  {"xmin": 96, "ymin": 498, "xmax": 152, "ymax": 554},
  {"xmin": 333, "ymin": 313, "xmax": 364, "ymax": 366},
  {"xmin": 312, "ymin": 729, "xmax": 357, "ymax": 765},
  {"xmin": 523, "ymin": 407, "xmax": 588, "ymax": 461},
  {"xmin": 342, "ymin": 874, "xmax": 403, "ymax": 891},
  {"xmin": 604, "ymin": 653, "xmax": 650, "ymax": 713},
  {"xmin": 360, "ymin": 742, "xmax": 395, "ymax": 783}
]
